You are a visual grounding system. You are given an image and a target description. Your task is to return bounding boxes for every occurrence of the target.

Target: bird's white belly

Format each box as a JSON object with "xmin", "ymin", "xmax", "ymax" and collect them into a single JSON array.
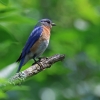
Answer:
[
  {"xmin": 23, "ymin": 39, "xmax": 49, "ymax": 65},
  {"xmin": 35, "ymin": 39, "xmax": 49, "ymax": 58},
  {"xmin": 28, "ymin": 39, "xmax": 49, "ymax": 58}
]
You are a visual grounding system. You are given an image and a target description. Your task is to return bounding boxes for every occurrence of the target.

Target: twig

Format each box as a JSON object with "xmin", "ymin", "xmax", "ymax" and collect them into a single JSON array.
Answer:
[{"xmin": 0, "ymin": 54, "xmax": 65, "ymax": 92}]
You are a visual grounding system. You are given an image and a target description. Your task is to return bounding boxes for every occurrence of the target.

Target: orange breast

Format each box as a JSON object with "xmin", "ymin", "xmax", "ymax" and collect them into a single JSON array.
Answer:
[
  {"xmin": 30, "ymin": 25, "xmax": 51, "ymax": 53},
  {"xmin": 42, "ymin": 25, "xmax": 50, "ymax": 40}
]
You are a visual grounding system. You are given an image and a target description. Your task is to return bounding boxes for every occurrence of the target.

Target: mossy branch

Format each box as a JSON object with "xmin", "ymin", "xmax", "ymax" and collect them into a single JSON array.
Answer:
[{"xmin": 0, "ymin": 54, "xmax": 65, "ymax": 92}]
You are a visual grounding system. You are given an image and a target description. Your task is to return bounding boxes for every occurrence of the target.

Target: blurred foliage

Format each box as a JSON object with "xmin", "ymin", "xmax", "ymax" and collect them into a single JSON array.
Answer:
[
  {"xmin": 0, "ymin": 0, "xmax": 9, "ymax": 6},
  {"xmin": 0, "ymin": 0, "xmax": 100, "ymax": 100}
]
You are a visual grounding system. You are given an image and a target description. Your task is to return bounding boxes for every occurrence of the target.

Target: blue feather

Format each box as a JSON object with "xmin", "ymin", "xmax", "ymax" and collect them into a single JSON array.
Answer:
[
  {"xmin": 17, "ymin": 26, "xmax": 43, "ymax": 72},
  {"xmin": 17, "ymin": 57, "xmax": 25, "ymax": 73},
  {"xmin": 21, "ymin": 26, "xmax": 43, "ymax": 58}
]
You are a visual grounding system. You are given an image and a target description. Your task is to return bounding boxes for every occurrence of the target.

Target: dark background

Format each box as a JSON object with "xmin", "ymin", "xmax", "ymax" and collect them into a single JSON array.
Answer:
[{"xmin": 0, "ymin": 0, "xmax": 100, "ymax": 100}]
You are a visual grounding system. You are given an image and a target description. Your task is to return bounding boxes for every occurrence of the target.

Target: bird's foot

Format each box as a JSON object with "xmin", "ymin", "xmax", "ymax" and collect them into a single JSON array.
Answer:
[
  {"xmin": 32, "ymin": 59, "xmax": 43, "ymax": 70},
  {"xmin": 37, "ymin": 61, "xmax": 44, "ymax": 70},
  {"xmin": 37, "ymin": 57, "xmax": 49, "ymax": 70},
  {"xmin": 32, "ymin": 60, "xmax": 44, "ymax": 70},
  {"xmin": 32, "ymin": 57, "xmax": 48, "ymax": 70}
]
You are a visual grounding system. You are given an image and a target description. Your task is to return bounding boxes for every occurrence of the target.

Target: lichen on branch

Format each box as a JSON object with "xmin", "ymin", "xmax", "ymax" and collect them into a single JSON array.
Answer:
[{"xmin": 1, "ymin": 54, "xmax": 65, "ymax": 92}]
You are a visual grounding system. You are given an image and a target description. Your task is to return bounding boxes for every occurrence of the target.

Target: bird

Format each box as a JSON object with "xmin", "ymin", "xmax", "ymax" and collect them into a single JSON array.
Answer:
[{"xmin": 16, "ymin": 18, "xmax": 56, "ymax": 73}]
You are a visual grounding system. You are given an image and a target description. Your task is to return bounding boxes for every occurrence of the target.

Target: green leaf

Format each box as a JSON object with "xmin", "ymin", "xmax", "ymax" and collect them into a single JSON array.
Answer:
[
  {"xmin": 0, "ymin": 0, "xmax": 8, "ymax": 6},
  {"xmin": 0, "ymin": 15, "xmax": 34, "ymax": 24},
  {"xmin": 0, "ymin": 25, "xmax": 16, "ymax": 42}
]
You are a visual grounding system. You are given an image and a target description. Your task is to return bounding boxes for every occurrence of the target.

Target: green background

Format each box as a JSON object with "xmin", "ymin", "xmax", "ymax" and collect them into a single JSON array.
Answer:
[{"xmin": 0, "ymin": 0, "xmax": 100, "ymax": 100}]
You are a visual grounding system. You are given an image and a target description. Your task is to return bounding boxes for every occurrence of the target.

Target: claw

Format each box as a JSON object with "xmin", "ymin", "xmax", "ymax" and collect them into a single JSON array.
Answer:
[
  {"xmin": 32, "ymin": 57, "xmax": 47, "ymax": 69},
  {"xmin": 37, "ymin": 62, "xmax": 44, "ymax": 70}
]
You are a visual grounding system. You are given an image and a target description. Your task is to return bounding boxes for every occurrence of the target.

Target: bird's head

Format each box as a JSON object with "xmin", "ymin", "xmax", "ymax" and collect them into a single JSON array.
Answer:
[{"xmin": 39, "ymin": 19, "xmax": 56, "ymax": 28}]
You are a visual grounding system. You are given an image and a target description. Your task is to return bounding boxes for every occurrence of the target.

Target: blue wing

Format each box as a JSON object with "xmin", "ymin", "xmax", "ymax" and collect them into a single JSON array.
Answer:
[{"xmin": 16, "ymin": 26, "xmax": 43, "ymax": 72}]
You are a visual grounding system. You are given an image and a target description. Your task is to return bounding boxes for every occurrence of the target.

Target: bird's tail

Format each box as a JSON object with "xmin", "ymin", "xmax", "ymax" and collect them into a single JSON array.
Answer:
[{"xmin": 16, "ymin": 58, "xmax": 25, "ymax": 73}]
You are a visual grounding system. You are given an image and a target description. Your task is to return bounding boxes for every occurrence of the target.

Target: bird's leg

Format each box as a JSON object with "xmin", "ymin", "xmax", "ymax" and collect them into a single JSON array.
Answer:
[
  {"xmin": 34, "ymin": 58, "xmax": 37, "ymax": 63},
  {"xmin": 32, "ymin": 58, "xmax": 43, "ymax": 70},
  {"xmin": 32, "ymin": 57, "xmax": 47, "ymax": 70},
  {"xmin": 32, "ymin": 58, "xmax": 37, "ymax": 65},
  {"xmin": 38, "ymin": 57, "xmax": 43, "ymax": 61}
]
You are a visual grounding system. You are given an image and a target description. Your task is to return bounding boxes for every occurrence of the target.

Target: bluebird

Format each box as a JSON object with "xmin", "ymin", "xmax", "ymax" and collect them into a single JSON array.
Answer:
[{"xmin": 16, "ymin": 18, "xmax": 56, "ymax": 72}]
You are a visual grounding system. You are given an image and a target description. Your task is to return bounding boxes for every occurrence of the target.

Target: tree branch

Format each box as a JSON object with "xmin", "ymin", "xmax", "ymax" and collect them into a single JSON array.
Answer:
[{"xmin": 1, "ymin": 54, "xmax": 65, "ymax": 92}]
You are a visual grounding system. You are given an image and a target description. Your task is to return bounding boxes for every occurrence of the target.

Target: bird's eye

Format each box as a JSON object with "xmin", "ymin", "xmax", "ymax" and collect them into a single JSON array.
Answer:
[{"xmin": 46, "ymin": 21, "xmax": 50, "ymax": 24}]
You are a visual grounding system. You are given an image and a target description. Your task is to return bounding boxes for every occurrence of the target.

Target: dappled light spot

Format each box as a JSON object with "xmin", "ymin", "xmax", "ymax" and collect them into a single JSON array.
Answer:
[
  {"xmin": 40, "ymin": 88, "xmax": 56, "ymax": 100},
  {"xmin": 0, "ymin": 63, "xmax": 17, "ymax": 78},
  {"xmin": 74, "ymin": 19, "xmax": 89, "ymax": 31}
]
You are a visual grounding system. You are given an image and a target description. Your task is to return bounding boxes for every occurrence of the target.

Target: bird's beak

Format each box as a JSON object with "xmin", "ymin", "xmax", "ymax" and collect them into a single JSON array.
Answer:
[{"xmin": 52, "ymin": 23, "xmax": 56, "ymax": 26}]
